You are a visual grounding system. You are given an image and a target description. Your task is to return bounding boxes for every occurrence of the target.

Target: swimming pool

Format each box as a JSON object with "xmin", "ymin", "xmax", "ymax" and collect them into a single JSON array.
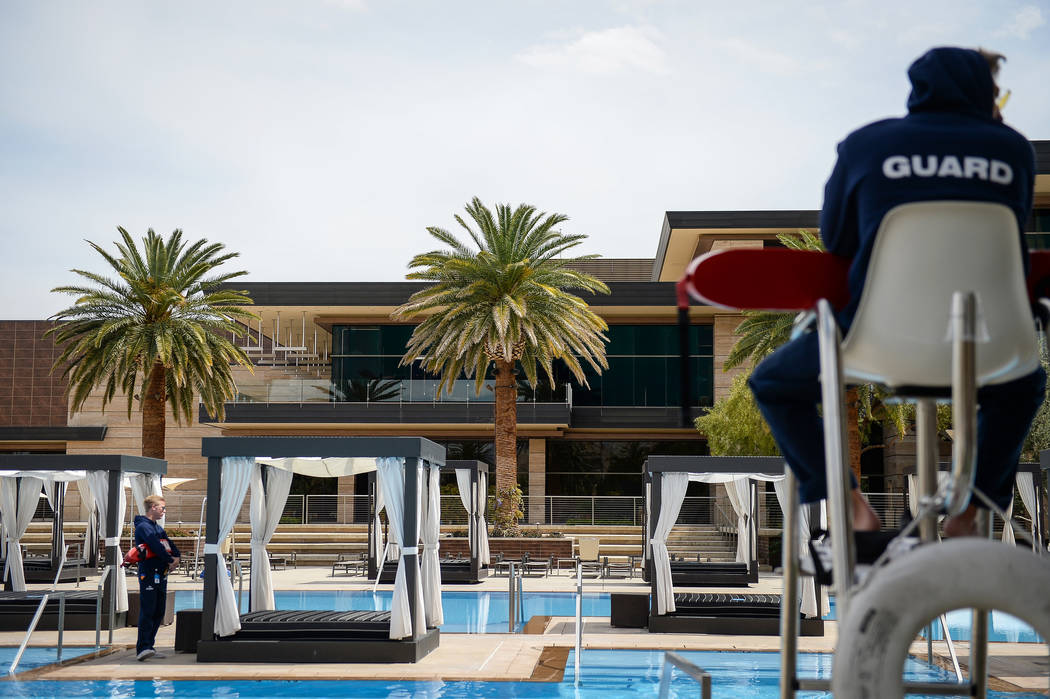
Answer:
[
  {"xmin": 824, "ymin": 596, "xmax": 1043, "ymax": 643},
  {"xmin": 0, "ymin": 646, "xmax": 97, "ymax": 674},
  {"xmin": 1, "ymin": 649, "xmax": 1043, "ymax": 698},
  {"xmin": 174, "ymin": 590, "xmax": 611, "ymax": 633}
]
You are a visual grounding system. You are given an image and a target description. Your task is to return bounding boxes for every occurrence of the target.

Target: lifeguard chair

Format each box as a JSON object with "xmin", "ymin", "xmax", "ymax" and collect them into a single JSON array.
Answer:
[{"xmin": 680, "ymin": 201, "xmax": 1050, "ymax": 698}]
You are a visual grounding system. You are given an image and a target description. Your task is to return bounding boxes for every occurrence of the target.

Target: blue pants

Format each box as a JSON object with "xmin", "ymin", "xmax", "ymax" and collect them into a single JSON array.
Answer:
[
  {"xmin": 136, "ymin": 569, "xmax": 168, "ymax": 654},
  {"xmin": 748, "ymin": 330, "xmax": 1046, "ymax": 509}
]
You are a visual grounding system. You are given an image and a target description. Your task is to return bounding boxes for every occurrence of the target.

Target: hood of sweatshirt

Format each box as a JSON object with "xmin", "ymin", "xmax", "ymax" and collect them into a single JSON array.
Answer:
[{"xmin": 906, "ymin": 47, "xmax": 996, "ymax": 119}]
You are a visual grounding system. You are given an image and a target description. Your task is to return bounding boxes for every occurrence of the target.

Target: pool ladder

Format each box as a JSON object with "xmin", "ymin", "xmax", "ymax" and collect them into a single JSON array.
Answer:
[
  {"xmin": 506, "ymin": 562, "xmax": 526, "ymax": 632},
  {"xmin": 657, "ymin": 652, "xmax": 711, "ymax": 699},
  {"xmin": 8, "ymin": 546, "xmax": 70, "ymax": 675}
]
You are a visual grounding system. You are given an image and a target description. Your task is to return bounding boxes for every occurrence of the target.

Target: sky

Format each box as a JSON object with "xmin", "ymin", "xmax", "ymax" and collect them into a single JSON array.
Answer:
[{"xmin": 1, "ymin": 0, "xmax": 1048, "ymax": 319}]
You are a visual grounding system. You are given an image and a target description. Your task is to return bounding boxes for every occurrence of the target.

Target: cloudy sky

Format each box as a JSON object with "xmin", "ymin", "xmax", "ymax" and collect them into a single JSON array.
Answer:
[{"xmin": 2, "ymin": 1, "xmax": 1048, "ymax": 318}]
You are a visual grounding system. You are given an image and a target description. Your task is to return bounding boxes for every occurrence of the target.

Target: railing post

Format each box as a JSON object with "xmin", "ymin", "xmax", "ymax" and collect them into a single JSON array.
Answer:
[{"xmin": 508, "ymin": 562, "xmax": 516, "ymax": 633}]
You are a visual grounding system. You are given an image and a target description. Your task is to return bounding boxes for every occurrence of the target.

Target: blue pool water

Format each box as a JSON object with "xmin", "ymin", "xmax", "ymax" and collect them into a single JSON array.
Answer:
[
  {"xmin": 824, "ymin": 596, "xmax": 1043, "ymax": 643},
  {"xmin": 1, "ymin": 649, "xmax": 1044, "ymax": 698},
  {"xmin": 174, "ymin": 590, "xmax": 610, "ymax": 633},
  {"xmin": 0, "ymin": 646, "xmax": 96, "ymax": 672}
]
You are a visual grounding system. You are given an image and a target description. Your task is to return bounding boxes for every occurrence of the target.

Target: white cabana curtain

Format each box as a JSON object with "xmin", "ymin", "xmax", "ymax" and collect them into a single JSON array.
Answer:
[
  {"xmin": 130, "ymin": 473, "xmax": 163, "ymax": 524},
  {"xmin": 686, "ymin": 473, "xmax": 785, "ymax": 565},
  {"xmin": 772, "ymin": 479, "xmax": 826, "ymax": 619},
  {"xmin": 76, "ymin": 477, "xmax": 97, "ymax": 563},
  {"xmin": 723, "ymin": 478, "xmax": 752, "ymax": 563},
  {"xmin": 1016, "ymin": 472, "xmax": 1037, "ymax": 550},
  {"xmin": 420, "ymin": 464, "xmax": 443, "ymax": 627},
  {"xmin": 1, "ymin": 476, "xmax": 44, "ymax": 591},
  {"xmin": 1002, "ymin": 499, "xmax": 1016, "ymax": 544},
  {"xmin": 651, "ymin": 472, "xmax": 689, "ymax": 615},
  {"xmin": 454, "ymin": 469, "xmax": 474, "ymax": 556},
  {"xmin": 214, "ymin": 457, "xmax": 253, "ymax": 637},
  {"xmin": 249, "ymin": 463, "xmax": 293, "ymax": 612},
  {"xmin": 478, "ymin": 471, "xmax": 490, "ymax": 565},
  {"xmin": 377, "ymin": 456, "xmax": 425, "ymax": 640},
  {"xmin": 86, "ymin": 471, "xmax": 128, "ymax": 612}
]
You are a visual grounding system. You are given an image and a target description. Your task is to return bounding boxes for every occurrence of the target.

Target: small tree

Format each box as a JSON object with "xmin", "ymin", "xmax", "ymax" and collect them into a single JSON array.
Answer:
[{"xmin": 694, "ymin": 372, "xmax": 779, "ymax": 456}]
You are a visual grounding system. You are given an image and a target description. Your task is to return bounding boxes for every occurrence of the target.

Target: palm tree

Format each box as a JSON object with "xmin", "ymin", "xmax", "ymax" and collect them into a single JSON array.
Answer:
[
  {"xmin": 393, "ymin": 197, "xmax": 610, "ymax": 525},
  {"xmin": 47, "ymin": 227, "xmax": 256, "ymax": 460}
]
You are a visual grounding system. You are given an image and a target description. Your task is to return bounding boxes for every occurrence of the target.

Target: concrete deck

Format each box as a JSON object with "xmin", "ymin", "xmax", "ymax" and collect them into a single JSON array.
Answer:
[{"xmin": 1, "ymin": 566, "xmax": 1046, "ymax": 693}]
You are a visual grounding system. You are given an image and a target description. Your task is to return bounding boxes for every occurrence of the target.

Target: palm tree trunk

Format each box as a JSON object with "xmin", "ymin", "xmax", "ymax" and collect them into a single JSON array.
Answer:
[
  {"xmin": 493, "ymin": 359, "xmax": 519, "ymax": 523},
  {"xmin": 142, "ymin": 361, "xmax": 166, "ymax": 460},
  {"xmin": 846, "ymin": 387, "xmax": 863, "ymax": 485}
]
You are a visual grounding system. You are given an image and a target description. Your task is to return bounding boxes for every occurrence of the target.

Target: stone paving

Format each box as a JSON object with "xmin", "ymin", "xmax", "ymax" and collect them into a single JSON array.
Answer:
[{"xmin": 1, "ymin": 566, "xmax": 1046, "ymax": 693}]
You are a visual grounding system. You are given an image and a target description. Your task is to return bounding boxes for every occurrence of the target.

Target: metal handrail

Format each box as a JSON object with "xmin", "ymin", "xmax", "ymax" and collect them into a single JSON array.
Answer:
[
  {"xmin": 9, "ymin": 545, "xmax": 68, "ymax": 675},
  {"xmin": 658, "ymin": 651, "xmax": 712, "ymax": 699},
  {"xmin": 574, "ymin": 560, "xmax": 583, "ymax": 685}
]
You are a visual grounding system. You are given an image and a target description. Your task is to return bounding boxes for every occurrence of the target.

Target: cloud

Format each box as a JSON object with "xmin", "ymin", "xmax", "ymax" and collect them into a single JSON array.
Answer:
[
  {"xmin": 516, "ymin": 25, "xmax": 669, "ymax": 75},
  {"xmin": 995, "ymin": 5, "xmax": 1045, "ymax": 38}
]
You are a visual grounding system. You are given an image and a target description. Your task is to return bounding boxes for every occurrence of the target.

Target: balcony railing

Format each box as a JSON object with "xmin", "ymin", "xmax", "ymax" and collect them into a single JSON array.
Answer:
[
  {"xmin": 231, "ymin": 378, "xmax": 571, "ymax": 405},
  {"xmin": 31, "ymin": 490, "xmax": 911, "ymax": 532}
]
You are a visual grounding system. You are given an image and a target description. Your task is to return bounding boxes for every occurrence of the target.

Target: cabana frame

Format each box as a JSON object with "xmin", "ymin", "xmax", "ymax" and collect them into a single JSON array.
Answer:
[
  {"xmin": 198, "ymin": 436, "xmax": 443, "ymax": 663},
  {"xmin": 0, "ymin": 453, "xmax": 166, "ymax": 629},
  {"xmin": 645, "ymin": 455, "xmax": 822, "ymax": 635},
  {"xmin": 368, "ymin": 459, "xmax": 490, "ymax": 583}
]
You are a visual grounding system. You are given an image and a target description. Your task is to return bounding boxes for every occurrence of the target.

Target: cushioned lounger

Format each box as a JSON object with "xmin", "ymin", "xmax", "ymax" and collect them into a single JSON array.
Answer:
[
  {"xmin": 672, "ymin": 592, "xmax": 781, "ymax": 617},
  {"xmin": 232, "ymin": 610, "xmax": 391, "ymax": 640},
  {"xmin": 668, "ymin": 561, "xmax": 754, "ymax": 586}
]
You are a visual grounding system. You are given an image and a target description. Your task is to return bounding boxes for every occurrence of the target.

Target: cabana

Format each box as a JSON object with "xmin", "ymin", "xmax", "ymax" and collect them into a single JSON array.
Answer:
[
  {"xmin": 0, "ymin": 453, "xmax": 166, "ymax": 630},
  {"xmin": 196, "ymin": 436, "xmax": 442, "ymax": 663},
  {"xmin": 645, "ymin": 455, "xmax": 823, "ymax": 636},
  {"xmin": 368, "ymin": 459, "xmax": 490, "ymax": 584}
]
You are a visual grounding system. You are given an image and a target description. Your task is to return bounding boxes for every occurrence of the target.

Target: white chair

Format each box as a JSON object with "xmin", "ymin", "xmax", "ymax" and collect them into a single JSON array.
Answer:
[
  {"xmin": 809, "ymin": 201, "xmax": 1044, "ymax": 698},
  {"xmin": 840, "ymin": 200, "xmax": 1038, "ymax": 390}
]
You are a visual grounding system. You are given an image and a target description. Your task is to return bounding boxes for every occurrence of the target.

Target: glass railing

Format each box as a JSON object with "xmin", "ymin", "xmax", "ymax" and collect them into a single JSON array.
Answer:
[{"xmin": 231, "ymin": 378, "xmax": 571, "ymax": 404}]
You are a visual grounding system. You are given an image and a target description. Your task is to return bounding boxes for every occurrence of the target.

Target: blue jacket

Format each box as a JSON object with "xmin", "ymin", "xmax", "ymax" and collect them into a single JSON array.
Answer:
[
  {"xmin": 133, "ymin": 514, "xmax": 180, "ymax": 576},
  {"xmin": 820, "ymin": 47, "xmax": 1036, "ymax": 329}
]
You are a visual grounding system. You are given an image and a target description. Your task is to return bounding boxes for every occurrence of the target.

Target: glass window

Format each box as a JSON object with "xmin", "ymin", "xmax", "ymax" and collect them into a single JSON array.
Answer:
[
  {"xmin": 329, "ymin": 322, "xmax": 714, "ymax": 407},
  {"xmin": 545, "ymin": 440, "xmax": 708, "ymax": 496}
]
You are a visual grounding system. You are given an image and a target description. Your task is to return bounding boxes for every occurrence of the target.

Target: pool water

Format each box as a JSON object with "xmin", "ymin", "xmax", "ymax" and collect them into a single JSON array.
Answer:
[
  {"xmin": 1, "ymin": 650, "xmax": 1044, "ymax": 698},
  {"xmin": 174, "ymin": 590, "xmax": 610, "ymax": 633},
  {"xmin": 0, "ymin": 646, "xmax": 97, "ymax": 672},
  {"xmin": 824, "ymin": 596, "xmax": 1043, "ymax": 643}
]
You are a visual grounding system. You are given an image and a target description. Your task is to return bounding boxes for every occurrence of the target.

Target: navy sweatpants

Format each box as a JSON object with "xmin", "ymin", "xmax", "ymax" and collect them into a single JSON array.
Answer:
[
  {"xmin": 748, "ymin": 330, "xmax": 1046, "ymax": 509},
  {"xmin": 136, "ymin": 569, "xmax": 169, "ymax": 654}
]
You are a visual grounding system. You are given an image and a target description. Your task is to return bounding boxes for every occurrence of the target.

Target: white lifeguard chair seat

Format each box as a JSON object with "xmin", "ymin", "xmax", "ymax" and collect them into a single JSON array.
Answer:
[{"xmin": 841, "ymin": 201, "xmax": 1040, "ymax": 391}]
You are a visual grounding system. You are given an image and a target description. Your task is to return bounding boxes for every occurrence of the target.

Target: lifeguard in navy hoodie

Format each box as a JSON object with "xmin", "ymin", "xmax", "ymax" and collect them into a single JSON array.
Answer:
[
  {"xmin": 749, "ymin": 47, "xmax": 1044, "ymax": 536},
  {"xmin": 133, "ymin": 496, "xmax": 180, "ymax": 660}
]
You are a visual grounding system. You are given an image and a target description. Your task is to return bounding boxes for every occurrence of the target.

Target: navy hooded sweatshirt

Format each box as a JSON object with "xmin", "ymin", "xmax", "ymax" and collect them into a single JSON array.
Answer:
[
  {"xmin": 820, "ymin": 47, "xmax": 1036, "ymax": 329},
  {"xmin": 133, "ymin": 514, "xmax": 180, "ymax": 577}
]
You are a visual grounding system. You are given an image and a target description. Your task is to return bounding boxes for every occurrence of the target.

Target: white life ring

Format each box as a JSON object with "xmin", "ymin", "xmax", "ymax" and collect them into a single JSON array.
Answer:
[{"xmin": 832, "ymin": 538, "xmax": 1050, "ymax": 698}]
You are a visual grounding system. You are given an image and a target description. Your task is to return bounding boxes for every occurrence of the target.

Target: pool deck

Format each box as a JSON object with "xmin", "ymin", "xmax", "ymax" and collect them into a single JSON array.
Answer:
[{"xmin": 2, "ymin": 567, "xmax": 1046, "ymax": 693}]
